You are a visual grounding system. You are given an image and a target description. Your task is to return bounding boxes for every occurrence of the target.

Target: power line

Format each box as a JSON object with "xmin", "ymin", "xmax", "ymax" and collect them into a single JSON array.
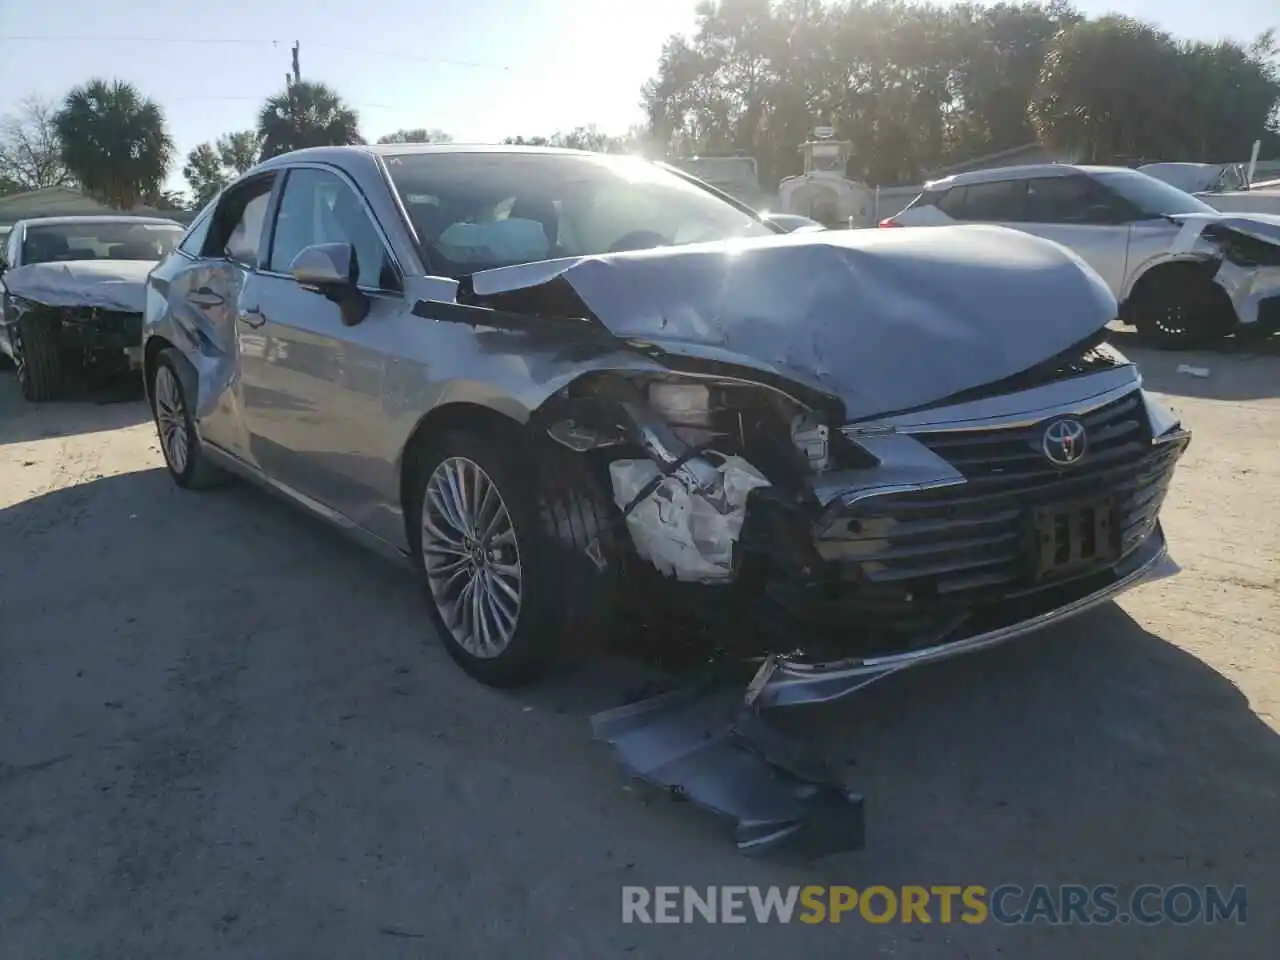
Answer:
[
  {"xmin": 166, "ymin": 94, "xmax": 403, "ymax": 110},
  {"xmin": 0, "ymin": 35, "xmax": 510, "ymax": 70}
]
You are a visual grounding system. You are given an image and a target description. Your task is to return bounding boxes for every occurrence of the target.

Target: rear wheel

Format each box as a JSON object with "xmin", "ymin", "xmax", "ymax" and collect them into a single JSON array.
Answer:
[
  {"xmin": 14, "ymin": 315, "xmax": 64, "ymax": 402},
  {"xmin": 408, "ymin": 426, "xmax": 617, "ymax": 687},
  {"xmin": 1129, "ymin": 267, "xmax": 1234, "ymax": 350},
  {"xmin": 151, "ymin": 349, "xmax": 226, "ymax": 489}
]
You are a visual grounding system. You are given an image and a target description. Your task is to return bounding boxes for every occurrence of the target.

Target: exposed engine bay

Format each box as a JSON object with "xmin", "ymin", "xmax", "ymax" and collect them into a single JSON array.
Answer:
[{"xmin": 2, "ymin": 259, "xmax": 150, "ymax": 400}]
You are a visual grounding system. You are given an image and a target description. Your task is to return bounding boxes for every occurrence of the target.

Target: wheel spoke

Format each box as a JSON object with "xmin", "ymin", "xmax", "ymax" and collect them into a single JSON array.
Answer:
[
  {"xmin": 420, "ymin": 456, "xmax": 523, "ymax": 660},
  {"xmin": 154, "ymin": 368, "xmax": 190, "ymax": 474}
]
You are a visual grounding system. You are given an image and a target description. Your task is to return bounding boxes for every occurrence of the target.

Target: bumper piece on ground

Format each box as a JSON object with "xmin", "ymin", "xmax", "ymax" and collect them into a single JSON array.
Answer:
[
  {"xmin": 591, "ymin": 685, "xmax": 865, "ymax": 857},
  {"xmin": 592, "ymin": 529, "xmax": 1180, "ymax": 857}
]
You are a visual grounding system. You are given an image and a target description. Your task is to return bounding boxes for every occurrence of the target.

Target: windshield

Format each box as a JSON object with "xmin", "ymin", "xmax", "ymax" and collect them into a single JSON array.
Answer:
[
  {"xmin": 21, "ymin": 221, "xmax": 183, "ymax": 266},
  {"xmin": 1093, "ymin": 170, "xmax": 1219, "ymax": 217},
  {"xmin": 382, "ymin": 151, "xmax": 776, "ymax": 275}
]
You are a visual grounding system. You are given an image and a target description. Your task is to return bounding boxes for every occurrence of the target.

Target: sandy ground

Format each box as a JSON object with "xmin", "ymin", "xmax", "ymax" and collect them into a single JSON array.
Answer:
[{"xmin": 1, "ymin": 337, "xmax": 1277, "ymax": 958}]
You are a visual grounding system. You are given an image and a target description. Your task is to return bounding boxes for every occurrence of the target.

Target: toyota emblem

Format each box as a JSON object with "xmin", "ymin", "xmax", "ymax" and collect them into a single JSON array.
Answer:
[{"xmin": 1042, "ymin": 418, "xmax": 1088, "ymax": 466}]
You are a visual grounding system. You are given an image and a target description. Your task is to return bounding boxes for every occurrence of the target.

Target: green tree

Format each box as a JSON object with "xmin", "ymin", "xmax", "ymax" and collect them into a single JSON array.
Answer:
[
  {"xmin": 1032, "ymin": 16, "xmax": 1185, "ymax": 162},
  {"xmin": 182, "ymin": 142, "xmax": 229, "ymax": 207},
  {"xmin": 501, "ymin": 127, "xmax": 638, "ymax": 152},
  {"xmin": 0, "ymin": 95, "xmax": 73, "ymax": 192},
  {"xmin": 377, "ymin": 127, "xmax": 452, "ymax": 144},
  {"xmin": 217, "ymin": 130, "xmax": 260, "ymax": 173},
  {"xmin": 53, "ymin": 79, "xmax": 173, "ymax": 209},
  {"xmin": 640, "ymin": 0, "xmax": 1280, "ymax": 187},
  {"xmin": 256, "ymin": 80, "xmax": 363, "ymax": 160}
]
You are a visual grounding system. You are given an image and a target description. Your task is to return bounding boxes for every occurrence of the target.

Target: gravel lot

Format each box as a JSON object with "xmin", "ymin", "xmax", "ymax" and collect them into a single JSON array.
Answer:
[{"xmin": 1, "ymin": 336, "xmax": 1277, "ymax": 959}]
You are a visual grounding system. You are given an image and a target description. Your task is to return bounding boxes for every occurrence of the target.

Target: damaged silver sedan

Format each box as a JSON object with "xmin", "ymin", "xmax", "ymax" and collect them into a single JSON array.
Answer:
[{"xmin": 142, "ymin": 144, "xmax": 1190, "ymax": 853}]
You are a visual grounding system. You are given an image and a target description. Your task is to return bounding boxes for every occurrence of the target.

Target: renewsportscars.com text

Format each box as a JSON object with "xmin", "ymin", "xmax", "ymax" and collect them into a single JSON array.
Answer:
[{"xmin": 621, "ymin": 884, "xmax": 1248, "ymax": 925}]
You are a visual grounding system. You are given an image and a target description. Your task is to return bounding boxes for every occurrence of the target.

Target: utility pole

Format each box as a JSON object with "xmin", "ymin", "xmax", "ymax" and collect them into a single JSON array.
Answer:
[{"xmin": 292, "ymin": 42, "xmax": 301, "ymax": 85}]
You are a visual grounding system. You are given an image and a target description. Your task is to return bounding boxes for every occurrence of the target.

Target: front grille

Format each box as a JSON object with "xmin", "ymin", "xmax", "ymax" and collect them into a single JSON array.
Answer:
[
  {"xmin": 814, "ymin": 390, "xmax": 1185, "ymax": 618},
  {"xmin": 909, "ymin": 390, "xmax": 1152, "ymax": 492}
]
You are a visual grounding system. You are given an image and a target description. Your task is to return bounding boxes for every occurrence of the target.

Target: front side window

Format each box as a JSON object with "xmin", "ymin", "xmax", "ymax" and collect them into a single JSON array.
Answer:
[
  {"xmin": 20, "ymin": 221, "xmax": 183, "ymax": 265},
  {"xmin": 383, "ymin": 151, "xmax": 776, "ymax": 275},
  {"xmin": 268, "ymin": 167, "xmax": 398, "ymax": 290},
  {"xmin": 1026, "ymin": 175, "xmax": 1121, "ymax": 223},
  {"xmin": 1092, "ymin": 170, "xmax": 1219, "ymax": 217}
]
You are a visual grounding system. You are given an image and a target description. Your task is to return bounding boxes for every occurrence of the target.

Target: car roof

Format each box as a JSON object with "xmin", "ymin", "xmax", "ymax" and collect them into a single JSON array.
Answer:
[
  {"xmin": 924, "ymin": 163, "xmax": 1133, "ymax": 190},
  {"xmin": 15, "ymin": 215, "xmax": 184, "ymax": 228},
  {"xmin": 253, "ymin": 142, "xmax": 600, "ymax": 171}
]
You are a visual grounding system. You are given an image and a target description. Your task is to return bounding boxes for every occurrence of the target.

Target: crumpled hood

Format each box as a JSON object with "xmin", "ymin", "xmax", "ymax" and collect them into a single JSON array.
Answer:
[
  {"xmin": 468, "ymin": 225, "xmax": 1119, "ymax": 421},
  {"xmin": 1, "ymin": 259, "xmax": 153, "ymax": 313}
]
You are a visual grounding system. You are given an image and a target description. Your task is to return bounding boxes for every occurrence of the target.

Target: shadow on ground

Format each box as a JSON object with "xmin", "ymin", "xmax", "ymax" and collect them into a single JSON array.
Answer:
[
  {"xmin": 1113, "ymin": 330, "xmax": 1280, "ymax": 401},
  {"xmin": 0, "ymin": 369, "xmax": 149, "ymax": 445},
  {"xmin": 2, "ymin": 466, "xmax": 1277, "ymax": 957}
]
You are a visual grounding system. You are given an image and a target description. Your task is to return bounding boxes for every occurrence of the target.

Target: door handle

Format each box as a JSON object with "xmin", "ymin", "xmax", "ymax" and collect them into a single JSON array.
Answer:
[
  {"xmin": 238, "ymin": 306, "xmax": 267, "ymax": 329},
  {"xmin": 186, "ymin": 287, "xmax": 225, "ymax": 308}
]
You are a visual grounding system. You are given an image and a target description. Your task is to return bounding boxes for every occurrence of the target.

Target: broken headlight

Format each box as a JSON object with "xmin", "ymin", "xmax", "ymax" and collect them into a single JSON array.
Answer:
[{"xmin": 638, "ymin": 375, "xmax": 872, "ymax": 476}]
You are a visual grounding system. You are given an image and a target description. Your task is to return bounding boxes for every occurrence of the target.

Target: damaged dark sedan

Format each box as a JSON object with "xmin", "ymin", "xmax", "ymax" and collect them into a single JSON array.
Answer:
[
  {"xmin": 142, "ymin": 145, "xmax": 1190, "ymax": 853},
  {"xmin": 1, "ymin": 215, "xmax": 185, "ymax": 400}
]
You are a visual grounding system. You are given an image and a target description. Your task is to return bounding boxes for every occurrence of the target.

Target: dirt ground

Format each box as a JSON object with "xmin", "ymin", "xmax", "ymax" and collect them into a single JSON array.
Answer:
[{"xmin": 1, "ymin": 336, "xmax": 1277, "ymax": 959}]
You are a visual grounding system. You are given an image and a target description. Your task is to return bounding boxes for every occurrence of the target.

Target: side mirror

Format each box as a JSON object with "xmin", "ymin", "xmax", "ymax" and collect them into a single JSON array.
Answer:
[{"xmin": 290, "ymin": 242, "xmax": 369, "ymax": 326}]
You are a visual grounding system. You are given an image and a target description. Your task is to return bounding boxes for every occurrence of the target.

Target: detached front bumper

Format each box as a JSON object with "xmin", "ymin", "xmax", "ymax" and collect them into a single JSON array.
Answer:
[{"xmin": 747, "ymin": 524, "xmax": 1179, "ymax": 709}]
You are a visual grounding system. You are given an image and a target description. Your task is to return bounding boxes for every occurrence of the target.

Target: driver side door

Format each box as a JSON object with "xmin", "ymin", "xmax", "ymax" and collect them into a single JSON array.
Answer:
[{"xmin": 237, "ymin": 163, "xmax": 405, "ymax": 529}]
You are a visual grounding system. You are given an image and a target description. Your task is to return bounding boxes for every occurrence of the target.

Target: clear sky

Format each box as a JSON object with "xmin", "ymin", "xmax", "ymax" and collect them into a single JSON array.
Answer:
[{"xmin": 1, "ymin": 0, "xmax": 1275, "ymax": 193}]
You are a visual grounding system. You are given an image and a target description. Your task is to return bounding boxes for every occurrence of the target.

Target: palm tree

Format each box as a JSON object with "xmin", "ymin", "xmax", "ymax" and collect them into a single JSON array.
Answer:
[
  {"xmin": 216, "ymin": 130, "xmax": 261, "ymax": 173},
  {"xmin": 53, "ymin": 79, "xmax": 173, "ymax": 210},
  {"xmin": 256, "ymin": 81, "xmax": 363, "ymax": 159}
]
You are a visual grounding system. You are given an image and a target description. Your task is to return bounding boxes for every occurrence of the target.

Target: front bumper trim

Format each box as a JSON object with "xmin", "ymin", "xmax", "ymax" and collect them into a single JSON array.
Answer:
[{"xmin": 747, "ymin": 535, "xmax": 1180, "ymax": 710}]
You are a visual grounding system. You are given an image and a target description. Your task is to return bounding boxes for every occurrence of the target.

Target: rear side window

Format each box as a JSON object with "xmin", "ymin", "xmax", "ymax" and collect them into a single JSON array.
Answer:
[
  {"xmin": 943, "ymin": 180, "xmax": 1028, "ymax": 222},
  {"xmin": 178, "ymin": 201, "xmax": 216, "ymax": 257},
  {"xmin": 906, "ymin": 188, "xmax": 944, "ymax": 211}
]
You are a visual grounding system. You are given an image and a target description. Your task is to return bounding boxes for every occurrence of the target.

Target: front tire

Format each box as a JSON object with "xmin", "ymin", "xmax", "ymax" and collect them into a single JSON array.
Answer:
[
  {"xmin": 1129, "ymin": 268, "xmax": 1234, "ymax": 350},
  {"xmin": 14, "ymin": 315, "xmax": 64, "ymax": 401},
  {"xmin": 151, "ymin": 349, "xmax": 226, "ymax": 489},
  {"xmin": 407, "ymin": 427, "xmax": 617, "ymax": 688}
]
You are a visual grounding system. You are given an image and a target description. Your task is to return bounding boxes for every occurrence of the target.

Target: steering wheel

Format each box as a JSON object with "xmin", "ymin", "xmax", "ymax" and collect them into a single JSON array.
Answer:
[{"xmin": 608, "ymin": 230, "xmax": 668, "ymax": 254}]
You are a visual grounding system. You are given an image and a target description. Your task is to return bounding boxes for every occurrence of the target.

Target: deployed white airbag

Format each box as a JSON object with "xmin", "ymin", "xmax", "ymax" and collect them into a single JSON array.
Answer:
[
  {"xmin": 437, "ymin": 218, "xmax": 550, "ymax": 264},
  {"xmin": 1, "ymin": 259, "xmax": 152, "ymax": 313},
  {"xmin": 609, "ymin": 455, "xmax": 771, "ymax": 583}
]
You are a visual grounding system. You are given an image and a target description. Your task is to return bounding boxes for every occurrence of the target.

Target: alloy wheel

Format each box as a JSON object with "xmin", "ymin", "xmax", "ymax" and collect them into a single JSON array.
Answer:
[
  {"xmin": 1155, "ymin": 301, "xmax": 1191, "ymax": 337},
  {"xmin": 420, "ymin": 456, "xmax": 523, "ymax": 659},
  {"xmin": 12, "ymin": 331, "xmax": 27, "ymax": 387},
  {"xmin": 153, "ymin": 366, "xmax": 191, "ymax": 475}
]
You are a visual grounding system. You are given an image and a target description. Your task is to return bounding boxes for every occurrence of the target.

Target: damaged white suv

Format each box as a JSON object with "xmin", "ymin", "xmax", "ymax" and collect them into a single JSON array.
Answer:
[
  {"xmin": 142, "ymin": 145, "xmax": 1190, "ymax": 846},
  {"xmin": 884, "ymin": 164, "xmax": 1280, "ymax": 350}
]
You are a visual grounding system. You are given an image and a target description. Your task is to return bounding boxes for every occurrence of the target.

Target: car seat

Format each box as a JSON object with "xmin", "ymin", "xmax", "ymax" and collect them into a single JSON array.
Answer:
[{"xmin": 509, "ymin": 196, "xmax": 560, "ymax": 256}]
